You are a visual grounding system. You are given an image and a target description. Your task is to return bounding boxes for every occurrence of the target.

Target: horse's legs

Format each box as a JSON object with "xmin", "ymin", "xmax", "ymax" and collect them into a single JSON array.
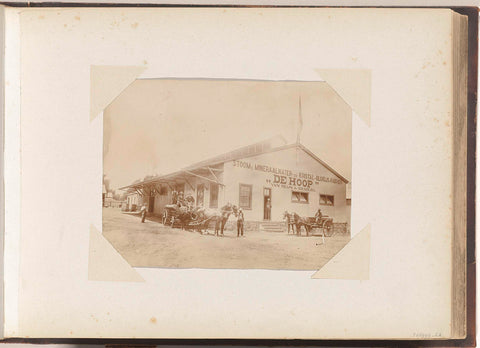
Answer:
[{"xmin": 220, "ymin": 219, "xmax": 225, "ymax": 236}]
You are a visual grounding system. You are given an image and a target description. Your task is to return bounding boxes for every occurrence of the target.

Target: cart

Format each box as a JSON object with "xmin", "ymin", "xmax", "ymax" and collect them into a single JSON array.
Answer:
[
  {"xmin": 162, "ymin": 195, "xmax": 196, "ymax": 227},
  {"xmin": 305, "ymin": 216, "xmax": 334, "ymax": 237}
]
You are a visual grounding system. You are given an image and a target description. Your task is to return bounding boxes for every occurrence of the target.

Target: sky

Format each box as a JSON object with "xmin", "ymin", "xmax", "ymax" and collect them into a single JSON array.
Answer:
[{"xmin": 103, "ymin": 79, "xmax": 352, "ymax": 190}]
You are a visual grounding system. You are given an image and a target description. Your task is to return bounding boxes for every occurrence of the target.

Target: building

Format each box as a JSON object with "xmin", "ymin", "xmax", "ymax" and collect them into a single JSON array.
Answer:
[
  {"xmin": 126, "ymin": 190, "xmax": 145, "ymax": 211},
  {"xmin": 104, "ymin": 192, "xmax": 125, "ymax": 208},
  {"xmin": 102, "ymin": 184, "xmax": 107, "ymax": 207},
  {"xmin": 120, "ymin": 136, "xmax": 350, "ymax": 231}
]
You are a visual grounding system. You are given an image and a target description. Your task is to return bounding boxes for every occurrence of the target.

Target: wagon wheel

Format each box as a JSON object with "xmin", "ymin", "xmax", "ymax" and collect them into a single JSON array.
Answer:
[
  {"xmin": 166, "ymin": 212, "xmax": 175, "ymax": 226},
  {"xmin": 171, "ymin": 216, "xmax": 180, "ymax": 228},
  {"xmin": 323, "ymin": 220, "xmax": 334, "ymax": 237}
]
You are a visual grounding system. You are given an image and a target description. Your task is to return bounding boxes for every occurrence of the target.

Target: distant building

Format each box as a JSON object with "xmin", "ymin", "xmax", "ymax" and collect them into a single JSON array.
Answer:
[
  {"xmin": 126, "ymin": 190, "xmax": 144, "ymax": 211},
  {"xmin": 104, "ymin": 191, "xmax": 125, "ymax": 208},
  {"xmin": 102, "ymin": 184, "xmax": 107, "ymax": 207}
]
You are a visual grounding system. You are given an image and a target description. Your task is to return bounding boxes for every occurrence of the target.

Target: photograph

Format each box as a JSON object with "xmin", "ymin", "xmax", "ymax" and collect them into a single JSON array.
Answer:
[{"xmin": 102, "ymin": 79, "xmax": 352, "ymax": 270}]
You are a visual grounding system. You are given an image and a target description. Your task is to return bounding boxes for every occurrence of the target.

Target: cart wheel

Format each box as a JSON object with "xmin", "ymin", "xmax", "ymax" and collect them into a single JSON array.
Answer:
[{"xmin": 323, "ymin": 221, "xmax": 334, "ymax": 237}]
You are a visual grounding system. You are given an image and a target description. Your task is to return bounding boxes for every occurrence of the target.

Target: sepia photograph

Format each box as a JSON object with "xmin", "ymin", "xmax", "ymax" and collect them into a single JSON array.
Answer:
[{"xmin": 102, "ymin": 79, "xmax": 352, "ymax": 270}]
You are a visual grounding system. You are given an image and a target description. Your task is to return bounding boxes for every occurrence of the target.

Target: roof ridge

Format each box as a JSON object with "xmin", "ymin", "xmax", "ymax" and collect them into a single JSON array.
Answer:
[
  {"xmin": 296, "ymin": 143, "xmax": 349, "ymax": 183},
  {"xmin": 120, "ymin": 138, "xmax": 349, "ymax": 190},
  {"xmin": 183, "ymin": 134, "xmax": 287, "ymax": 170}
]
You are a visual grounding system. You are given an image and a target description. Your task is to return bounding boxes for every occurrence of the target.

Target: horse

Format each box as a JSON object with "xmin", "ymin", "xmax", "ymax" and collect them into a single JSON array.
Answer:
[
  {"xmin": 289, "ymin": 212, "xmax": 325, "ymax": 244},
  {"xmin": 282, "ymin": 210, "xmax": 296, "ymax": 234},
  {"xmin": 291, "ymin": 212, "xmax": 312, "ymax": 236},
  {"xmin": 193, "ymin": 203, "xmax": 238, "ymax": 236}
]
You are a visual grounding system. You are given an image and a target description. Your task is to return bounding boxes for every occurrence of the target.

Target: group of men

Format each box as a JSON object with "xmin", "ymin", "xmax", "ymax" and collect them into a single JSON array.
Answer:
[
  {"xmin": 141, "ymin": 191, "xmax": 246, "ymax": 237},
  {"xmin": 139, "ymin": 190, "xmax": 321, "ymax": 236}
]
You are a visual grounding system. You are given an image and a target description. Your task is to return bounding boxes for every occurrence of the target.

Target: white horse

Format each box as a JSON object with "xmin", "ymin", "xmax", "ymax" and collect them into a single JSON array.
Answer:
[{"xmin": 194, "ymin": 203, "xmax": 238, "ymax": 236}]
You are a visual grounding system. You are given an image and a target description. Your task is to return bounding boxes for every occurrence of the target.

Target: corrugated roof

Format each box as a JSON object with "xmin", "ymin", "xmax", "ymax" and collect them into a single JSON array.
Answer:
[{"xmin": 184, "ymin": 135, "xmax": 287, "ymax": 171}]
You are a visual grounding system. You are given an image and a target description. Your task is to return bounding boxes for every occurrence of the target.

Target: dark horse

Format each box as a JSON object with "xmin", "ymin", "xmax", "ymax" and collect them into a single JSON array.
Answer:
[{"xmin": 289, "ymin": 212, "xmax": 312, "ymax": 236}]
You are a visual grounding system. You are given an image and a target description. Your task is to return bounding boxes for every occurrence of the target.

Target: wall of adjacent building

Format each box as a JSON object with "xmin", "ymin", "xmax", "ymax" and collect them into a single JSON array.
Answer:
[{"xmin": 126, "ymin": 193, "xmax": 145, "ymax": 210}]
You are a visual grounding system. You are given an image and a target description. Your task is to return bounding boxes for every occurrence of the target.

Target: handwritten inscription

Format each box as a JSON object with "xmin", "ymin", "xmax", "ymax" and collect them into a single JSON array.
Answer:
[{"xmin": 412, "ymin": 332, "xmax": 442, "ymax": 338}]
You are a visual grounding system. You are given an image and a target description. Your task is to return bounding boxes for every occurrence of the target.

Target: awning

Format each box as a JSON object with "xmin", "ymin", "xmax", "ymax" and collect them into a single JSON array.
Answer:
[{"xmin": 120, "ymin": 166, "xmax": 224, "ymax": 195}]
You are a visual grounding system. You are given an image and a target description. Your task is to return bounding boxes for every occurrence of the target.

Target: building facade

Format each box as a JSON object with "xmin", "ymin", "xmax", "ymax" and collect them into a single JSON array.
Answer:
[{"xmin": 121, "ymin": 138, "xmax": 349, "ymax": 230}]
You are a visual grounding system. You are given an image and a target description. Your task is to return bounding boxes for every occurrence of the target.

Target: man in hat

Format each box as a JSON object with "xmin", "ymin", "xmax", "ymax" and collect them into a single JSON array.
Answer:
[
  {"xmin": 237, "ymin": 208, "xmax": 245, "ymax": 237},
  {"xmin": 315, "ymin": 208, "xmax": 323, "ymax": 223},
  {"xmin": 265, "ymin": 197, "xmax": 272, "ymax": 220},
  {"xmin": 171, "ymin": 190, "xmax": 178, "ymax": 205},
  {"xmin": 140, "ymin": 203, "xmax": 148, "ymax": 223}
]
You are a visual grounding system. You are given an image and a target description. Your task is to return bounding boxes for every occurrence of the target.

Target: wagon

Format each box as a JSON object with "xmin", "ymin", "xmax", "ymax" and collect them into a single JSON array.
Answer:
[
  {"xmin": 162, "ymin": 195, "xmax": 197, "ymax": 227},
  {"xmin": 305, "ymin": 216, "xmax": 334, "ymax": 237},
  {"xmin": 161, "ymin": 204, "xmax": 179, "ymax": 226},
  {"xmin": 161, "ymin": 205, "xmax": 195, "ymax": 227}
]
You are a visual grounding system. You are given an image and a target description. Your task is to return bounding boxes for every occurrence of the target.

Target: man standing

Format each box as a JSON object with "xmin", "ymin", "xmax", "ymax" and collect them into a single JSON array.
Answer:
[
  {"xmin": 171, "ymin": 190, "xmax": 178, "ymax": 204},
  {"xmin": 237, "ymin": 208, "xmax": 245, "ymax": 237},
  {"xmin": 140, "ymin": 203, "xmax": 147, "ymax": 223},
  {"xmin": 178, "ymin": 191, "xmax": 184, "ymax": 206},
  {"xmin": 265, "ymin": 198, "xmax": 272, "ymax": 220}
]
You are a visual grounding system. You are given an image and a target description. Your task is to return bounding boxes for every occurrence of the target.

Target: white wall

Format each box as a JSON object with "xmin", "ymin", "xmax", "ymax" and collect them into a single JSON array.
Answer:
[
  {"xmin": 126, "ymin": 193, "xmax": 145, "ymax": 210},
  {"xmin": 223, "ymin": 146, "xmax": 348, "ymax": 223},
  {"xmin": 153, "ymin": 191, "xmax": 170, "ymax": 215}
]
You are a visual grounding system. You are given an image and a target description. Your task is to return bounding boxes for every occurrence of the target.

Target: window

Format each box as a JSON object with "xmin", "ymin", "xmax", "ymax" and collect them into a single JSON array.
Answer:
[
  {"xmin": 239, "ymin": 184, "xmax": 252, "ymax": 209},
  {"xmin": 159, "ymin": 186, "xmax": 168, "ymax": 196},
  {"xmin": 210, "ymin": 184, "xmax": 219, "ymax": 208},
  {"xmin": 320, "ymin": 194, "xmax": 334, "ymax": 206},
  {"xmin": 292, "ymin": 191, "xmax": 309, "ymax": 203}
]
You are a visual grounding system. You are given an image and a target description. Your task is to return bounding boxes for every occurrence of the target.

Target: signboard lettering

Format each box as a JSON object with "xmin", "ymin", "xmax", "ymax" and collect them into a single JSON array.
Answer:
[{"xmin": 233, "ymin": 160, "xmax": 342, "ymax": 185}]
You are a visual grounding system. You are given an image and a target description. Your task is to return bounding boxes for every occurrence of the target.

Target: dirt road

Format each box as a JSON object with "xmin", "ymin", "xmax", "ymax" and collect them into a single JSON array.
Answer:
[{"xmin": 103, "ymin": 208, "xmax": 350, "ymax": 270}]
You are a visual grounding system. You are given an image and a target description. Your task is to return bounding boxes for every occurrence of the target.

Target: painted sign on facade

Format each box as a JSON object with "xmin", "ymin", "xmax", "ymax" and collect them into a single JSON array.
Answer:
[{"xmin": 232, "ymin": 160, "xmax": 343, "ymax": 190}]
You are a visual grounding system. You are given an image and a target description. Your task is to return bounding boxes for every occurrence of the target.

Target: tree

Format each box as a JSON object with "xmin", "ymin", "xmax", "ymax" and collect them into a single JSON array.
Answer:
[{"xmin": 103, "ymin": 174, "xmax": 111, "ymax": 193}]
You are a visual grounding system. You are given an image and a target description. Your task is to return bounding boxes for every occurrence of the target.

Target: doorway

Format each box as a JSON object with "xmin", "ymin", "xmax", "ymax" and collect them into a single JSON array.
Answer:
[
  {"xmin": 148, "ymin": 195, "xmax": 155, "ymax": 213},
  {"xmin": 263, "ymin": 187, "xmax": 272, "ymax": 220}
]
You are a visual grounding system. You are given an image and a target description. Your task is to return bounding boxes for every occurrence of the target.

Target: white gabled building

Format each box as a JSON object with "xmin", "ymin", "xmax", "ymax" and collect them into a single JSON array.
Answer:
[{"xmin": 121, "ymin": 136, "xmax": 350, "ymax": 231}]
